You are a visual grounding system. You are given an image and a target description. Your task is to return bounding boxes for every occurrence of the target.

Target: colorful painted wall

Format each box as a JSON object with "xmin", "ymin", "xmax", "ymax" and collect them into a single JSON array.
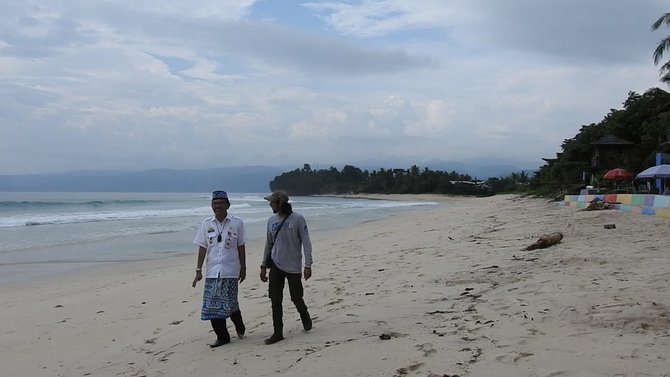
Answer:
[{"xmin": 563, "ymin": 194, "xmax": 670, "ymax": 219}]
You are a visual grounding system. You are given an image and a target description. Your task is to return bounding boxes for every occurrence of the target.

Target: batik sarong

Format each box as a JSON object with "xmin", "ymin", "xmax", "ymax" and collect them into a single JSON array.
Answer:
[{"xmin": 201, "ymin": 278, "xmax": 239, "ymax": 320}]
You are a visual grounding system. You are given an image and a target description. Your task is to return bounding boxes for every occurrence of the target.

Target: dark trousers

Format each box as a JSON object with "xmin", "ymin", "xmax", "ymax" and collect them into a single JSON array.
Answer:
[
  {"xmin": 210, "ymin": 309, "xmax": 244, "ymax": 341},
  {"xmin": 268, "ymin": 266, "xmax": 308, "ymax": 334}
]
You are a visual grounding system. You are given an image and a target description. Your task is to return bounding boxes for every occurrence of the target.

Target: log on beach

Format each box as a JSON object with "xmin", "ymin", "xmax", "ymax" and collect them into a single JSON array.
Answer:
[{"xmin": 524, "ymin": 232, "xmax": 563, "ymax": 251}]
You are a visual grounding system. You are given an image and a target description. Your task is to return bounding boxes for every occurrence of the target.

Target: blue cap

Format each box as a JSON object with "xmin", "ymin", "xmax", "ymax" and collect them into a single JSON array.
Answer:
[{"xmin": 212, "ymin": 190, "xmax": 228, "ymax": 201}]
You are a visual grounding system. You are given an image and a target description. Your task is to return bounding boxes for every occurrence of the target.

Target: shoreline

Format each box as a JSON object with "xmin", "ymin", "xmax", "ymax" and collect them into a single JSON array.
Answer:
[
  {"xmin": 1, "ymin": 194, "xmax": 668, "ymax": 376},
  {"xmin": 0, "ymin": 194, "xmax": 439, "ymax": 288},
  {"xmin": 316, "ymin": 192, "xmax": 473, "ymax": 202}
]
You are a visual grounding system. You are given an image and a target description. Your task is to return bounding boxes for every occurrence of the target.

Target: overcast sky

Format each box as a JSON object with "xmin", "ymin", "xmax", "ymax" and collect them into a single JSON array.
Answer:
[{"xmin": 1, "ymin": 0, "xmax": 668, "ymax": 174}]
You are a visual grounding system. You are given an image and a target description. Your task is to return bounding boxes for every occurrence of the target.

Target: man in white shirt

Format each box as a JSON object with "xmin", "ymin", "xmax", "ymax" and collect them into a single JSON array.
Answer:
[{"xmin": 192, "ymin": 190, "xmax": 247, "ymax": 348}]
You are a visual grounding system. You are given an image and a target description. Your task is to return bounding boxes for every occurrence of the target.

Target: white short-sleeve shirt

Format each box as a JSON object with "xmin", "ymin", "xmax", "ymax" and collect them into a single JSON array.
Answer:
[{"xmin": 194, "ymin": 215, "xmax": 246, "ymax": 278}]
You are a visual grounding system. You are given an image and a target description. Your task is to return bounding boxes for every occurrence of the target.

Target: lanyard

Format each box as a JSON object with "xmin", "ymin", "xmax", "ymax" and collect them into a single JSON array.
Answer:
[{"xmin": 215, "ymin": 218, "xmax": 228, "ymax": 243}]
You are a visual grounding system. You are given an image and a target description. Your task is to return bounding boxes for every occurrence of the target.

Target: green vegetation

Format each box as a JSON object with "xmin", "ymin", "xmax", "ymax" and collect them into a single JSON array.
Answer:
[
  {"xmin": 269, "ymin": 164, "xmax": 495, "ymax": 196},
  {"xmin": 530, "ymin": 88, "xmax": 670, "ymax": 196},
  {"xmin": 652, "ymin": 13, "xmax": 670, "ymax": 84}
]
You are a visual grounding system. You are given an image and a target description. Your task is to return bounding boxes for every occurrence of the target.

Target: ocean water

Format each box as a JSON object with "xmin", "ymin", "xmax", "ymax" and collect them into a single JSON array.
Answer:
[{"xmin": 0, "ymin": 192, "xmax": 441, "ymax": 285}]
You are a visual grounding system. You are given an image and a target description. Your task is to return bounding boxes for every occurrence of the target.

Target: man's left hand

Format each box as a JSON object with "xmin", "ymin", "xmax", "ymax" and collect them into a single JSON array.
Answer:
[{"xmin": 303, "ymin": 267, "xmax": 311, "ymax": 280}]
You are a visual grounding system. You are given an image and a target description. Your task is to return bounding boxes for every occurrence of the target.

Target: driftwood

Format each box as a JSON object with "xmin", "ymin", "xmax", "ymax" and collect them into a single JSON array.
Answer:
[{"xmin": 524, "ymin": 232, "xmax": 563, "ymax": 251}]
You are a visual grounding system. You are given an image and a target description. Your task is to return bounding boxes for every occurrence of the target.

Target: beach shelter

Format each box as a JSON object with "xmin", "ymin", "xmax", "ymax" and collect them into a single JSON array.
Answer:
[{"xmin": 636, "ymin": 164, "xmax": 670, "ymax": 193}]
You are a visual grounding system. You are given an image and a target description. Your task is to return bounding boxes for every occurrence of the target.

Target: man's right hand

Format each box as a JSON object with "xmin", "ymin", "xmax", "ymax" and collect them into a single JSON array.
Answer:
[{"xmin": 260, "ymin": 267, "xmax": 268, "ymax": 282}]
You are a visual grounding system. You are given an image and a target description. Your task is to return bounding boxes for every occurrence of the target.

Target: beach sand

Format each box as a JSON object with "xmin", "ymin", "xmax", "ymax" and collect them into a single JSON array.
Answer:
[{"xmin": 1, "ymin": 194, "xmax": 669, "ymax": 377}]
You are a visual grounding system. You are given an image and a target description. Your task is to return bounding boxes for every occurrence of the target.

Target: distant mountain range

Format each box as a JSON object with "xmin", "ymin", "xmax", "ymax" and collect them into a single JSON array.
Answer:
[
  {"xmin": 0, "ymin": 166, "xmax": 285, "ymax": 193},
  {"xmin": 0, "ymin": 162, "xmax": 537, "ymax": 192}
]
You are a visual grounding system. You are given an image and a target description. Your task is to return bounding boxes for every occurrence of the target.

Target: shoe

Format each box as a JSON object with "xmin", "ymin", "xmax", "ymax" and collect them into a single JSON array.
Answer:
[
  {"xmin": 300, "ymin": 311, "xmax": 312, "ymax": 331},
  {"xmin": 209, "ymin": 337, "xmax": 230, "ymax": 348},
  {"xmin": 264, "ymin": 333, "xmax": 284, "ymax": 345},
  {"xmin": 237, "ymin": 329, "xmax": 246, "ymax": 339}
]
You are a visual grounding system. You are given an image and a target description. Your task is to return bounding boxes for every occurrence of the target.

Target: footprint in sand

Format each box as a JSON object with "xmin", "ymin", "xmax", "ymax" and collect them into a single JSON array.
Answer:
[
  {"xmin": 157, "ymin": 351, "xmax": 174, "ymax": 362},
  {"xmin": 544, "ymin": 371, "xmax": 571, "ymax": 377},
  {"xmin": 415, "ymin": 343, "xmax": 437, "ymax": 357},
  {"xmin": 467, "ymin": 347, "xmax": 483, "ymax": 364},
  {"xmin": 379, "ymin": 331, "xmax": 406, "ymax": 339},
  {"xmin": 495, "ymin": 351, "xmax": 534, "ymax": 364},
  {"xmin": 325, "ymin": 298, "xmax": 343, "ymax": 306},
  {"xmin": 395, "ymin": 363, "xmax": 424, "ymax": 376}
]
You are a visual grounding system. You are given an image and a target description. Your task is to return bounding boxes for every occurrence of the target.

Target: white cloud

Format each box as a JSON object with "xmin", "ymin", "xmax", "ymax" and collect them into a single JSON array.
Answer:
[
  {"xmin": 304, "ymin": 0, "xmax": 459, "ymax": 37},
  {"xmin": 0, "ymin": 0, "xmax": 667, "ymax": 174},
  {"xmin": 404, "ymin": 99, "xmax": 455, "ymax": 136}
]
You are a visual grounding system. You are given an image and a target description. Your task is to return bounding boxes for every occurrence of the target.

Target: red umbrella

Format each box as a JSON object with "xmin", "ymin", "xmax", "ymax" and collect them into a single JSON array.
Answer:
[{"xmin": 603, "ymin": 168, "xmax": 633, "ymax": 181}]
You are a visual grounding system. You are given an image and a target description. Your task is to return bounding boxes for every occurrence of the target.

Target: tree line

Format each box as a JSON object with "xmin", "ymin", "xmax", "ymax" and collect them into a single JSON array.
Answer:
[{"xmin": 268, "ymin": 164, "xmax": 504, "ymax": 196}]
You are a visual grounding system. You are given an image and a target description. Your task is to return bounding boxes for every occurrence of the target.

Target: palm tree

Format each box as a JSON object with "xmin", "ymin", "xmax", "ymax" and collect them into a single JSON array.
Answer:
[{"xmin": 652, "ymin": 13, "xmax": 670, "ymax": 83}]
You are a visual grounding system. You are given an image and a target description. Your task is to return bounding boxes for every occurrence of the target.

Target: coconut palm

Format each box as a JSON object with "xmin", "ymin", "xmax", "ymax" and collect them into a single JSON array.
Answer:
[{"xmin": 652, "ymin": 13, "xmax": 670, "ymax": 83}]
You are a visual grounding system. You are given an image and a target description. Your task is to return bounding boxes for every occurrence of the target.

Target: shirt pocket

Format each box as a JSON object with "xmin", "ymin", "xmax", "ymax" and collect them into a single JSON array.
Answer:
[{"xmin": 207, "ymin": 232, "xmax": 217, "ymax": 245}]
